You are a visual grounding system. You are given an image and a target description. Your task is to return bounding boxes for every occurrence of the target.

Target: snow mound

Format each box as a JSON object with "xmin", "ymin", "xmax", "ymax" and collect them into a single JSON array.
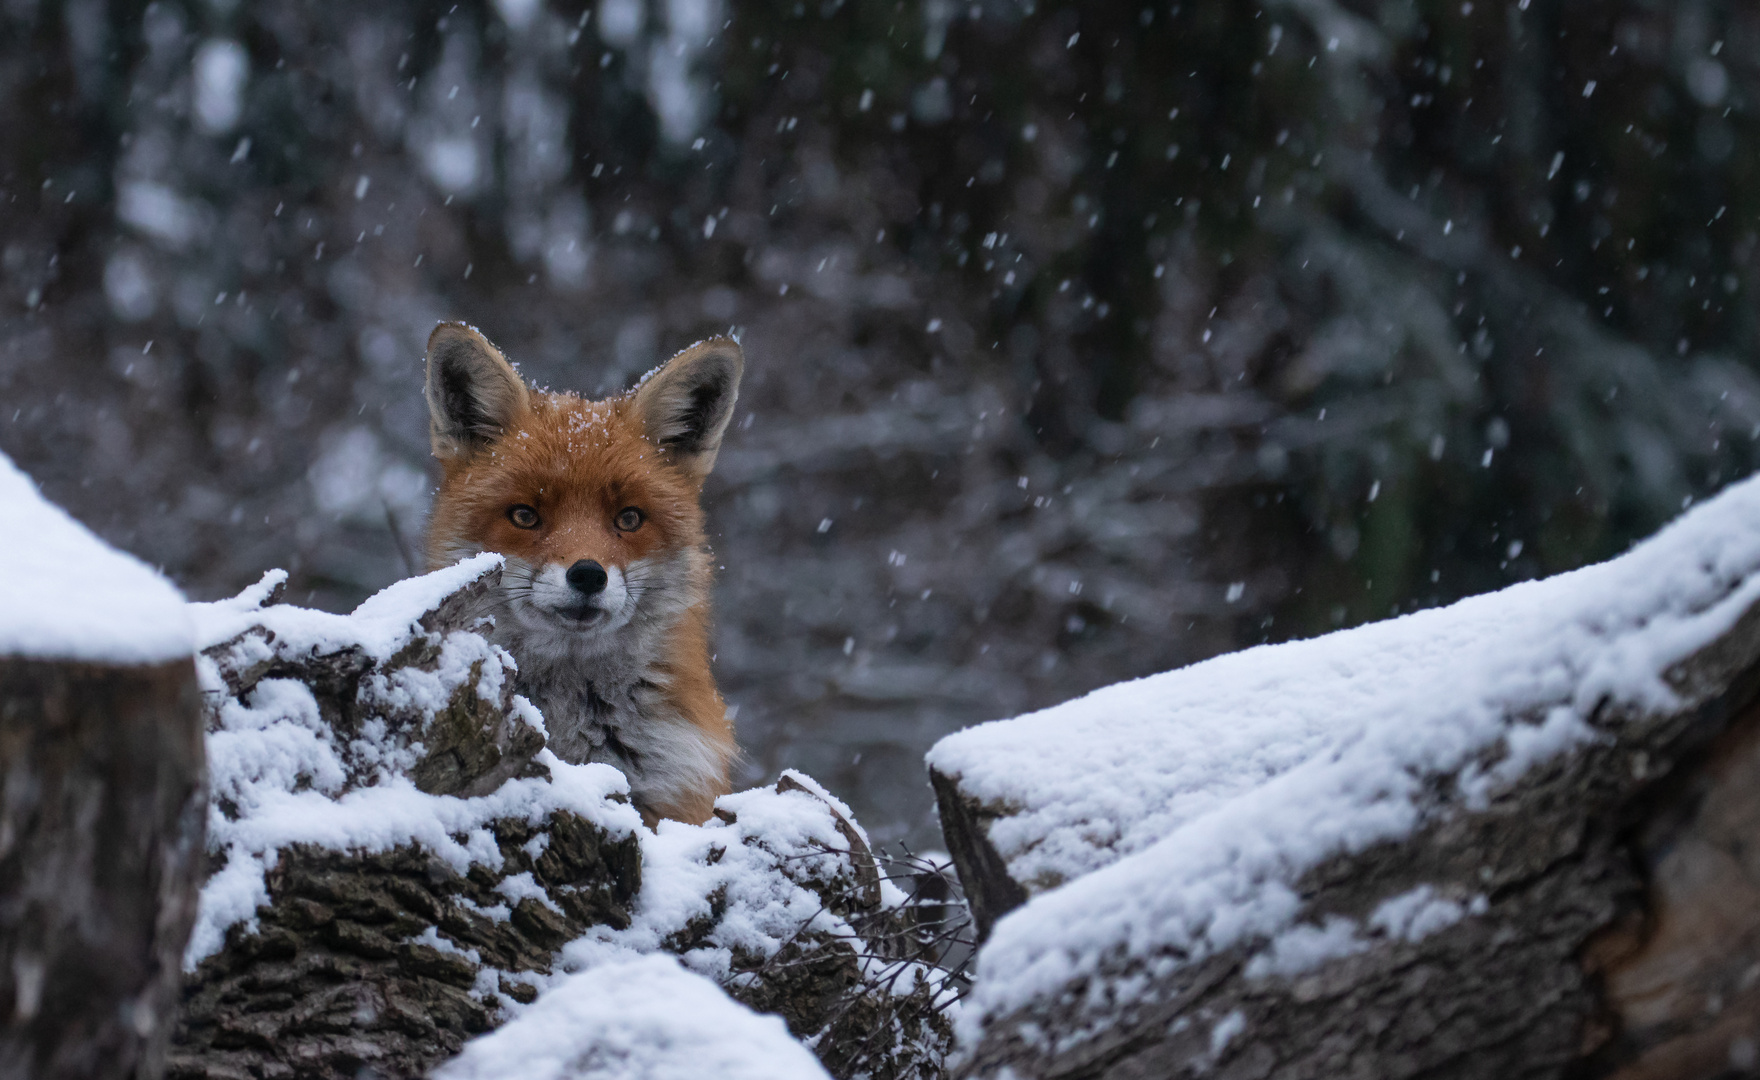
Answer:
[
  {"xmin": 931, "ymin": 470, "xmax": 1760, "ymax": 1047},
  {"xmin": 0, "ymin": 450, "xmax": 190, "ymax": 663},
  {"xmin": 434, "ymin": 953, "xmax": 832, "ymax": 1080}
]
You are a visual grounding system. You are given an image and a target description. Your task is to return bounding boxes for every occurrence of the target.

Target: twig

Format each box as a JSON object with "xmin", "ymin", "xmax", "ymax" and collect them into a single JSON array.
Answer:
[{"xmin": 383, "ymin": 499, "xmax": 418, "ymax": 577}]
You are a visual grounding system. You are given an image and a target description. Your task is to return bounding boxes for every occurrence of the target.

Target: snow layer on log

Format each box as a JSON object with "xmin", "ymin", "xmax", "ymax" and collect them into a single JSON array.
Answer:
[
  {"xmin": 435, "ymin": 953, "xmax": 833, "ymax": 1080},
  {"xmin": 929, "ymin": 470, "xmax": 1760, "ymax": 1049},
  {"xmin": 190, "ymin": 550, "xmax": 510, "ymax": 664},
  {"xmin": 185, "ymin": 556, "xmax": 640, "ymax": 968},
  {"xmin": 0, "ymin": 451, "xmax": 190, "ymax": 663}
]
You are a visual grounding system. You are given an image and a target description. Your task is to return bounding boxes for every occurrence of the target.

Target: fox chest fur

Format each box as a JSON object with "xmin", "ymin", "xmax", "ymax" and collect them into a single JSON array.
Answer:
[{"xmin": 420, "ymin": 322, "xmax": 743, "ymax": 825}]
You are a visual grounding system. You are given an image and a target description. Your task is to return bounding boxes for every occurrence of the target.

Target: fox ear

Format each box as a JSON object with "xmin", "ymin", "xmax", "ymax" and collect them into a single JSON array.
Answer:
[
  {"xmin": 631, "ymin": 337, "xmax": 744, "ymax": 480},
  {"xmin": 425, "ymin": 322, "xmax": 530, "ymax": 460}
]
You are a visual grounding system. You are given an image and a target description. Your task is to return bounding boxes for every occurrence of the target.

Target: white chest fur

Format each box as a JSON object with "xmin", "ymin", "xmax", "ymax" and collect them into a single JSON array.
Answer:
[{"xmin": 491, "ymin": 621, "xmax": 723, "ymax": 817}]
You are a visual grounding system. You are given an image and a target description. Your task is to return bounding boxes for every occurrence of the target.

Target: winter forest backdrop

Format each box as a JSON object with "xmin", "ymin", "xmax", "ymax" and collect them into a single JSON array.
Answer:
[{"xmin": 2, "ymin": 0, "xmax": 1756, "ymax": 847}]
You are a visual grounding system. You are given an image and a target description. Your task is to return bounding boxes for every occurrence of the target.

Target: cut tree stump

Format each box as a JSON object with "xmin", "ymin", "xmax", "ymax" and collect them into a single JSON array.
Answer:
[{"xmin": 0, "ymin": 455, "xmax": 204, "ymax": 1080}]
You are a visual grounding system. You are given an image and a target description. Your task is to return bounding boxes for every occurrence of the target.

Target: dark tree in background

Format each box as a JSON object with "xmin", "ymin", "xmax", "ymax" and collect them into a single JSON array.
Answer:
[{"xmin": 2, "ymin": 0, "xmax": 1757, "ymax": 845}]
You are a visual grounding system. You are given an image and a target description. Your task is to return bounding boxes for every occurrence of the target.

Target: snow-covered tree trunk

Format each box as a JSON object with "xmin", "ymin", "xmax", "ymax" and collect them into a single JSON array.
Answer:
[
  {"xmin": 930, "ymin": 479, "xmax": 1760, "ymax": 1080},
  {"xmin": 0, "ymin": 459, "xmax": 205, "ymax": 1080}
]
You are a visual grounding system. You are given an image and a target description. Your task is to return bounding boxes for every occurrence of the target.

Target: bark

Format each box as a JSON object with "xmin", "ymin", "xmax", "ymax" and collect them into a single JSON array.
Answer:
[
  {"xmin": 942, "ymin": 593, "xmax": 1760, "ymax": 1080},
  {"xmin": 167, "ymin": 818, "xmax": 642, "ymax": 1080},
  {"xmin": 928, "ymin": 768, "xmax": 1024, "ymax": 944},
  {"xmin": 0, "ymin": 657, "xmax": 206, "ymax": 1080}
]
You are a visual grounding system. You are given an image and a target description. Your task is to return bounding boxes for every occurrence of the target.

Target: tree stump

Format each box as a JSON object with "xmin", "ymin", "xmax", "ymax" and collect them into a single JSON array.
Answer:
[{"xmin": 0, "ymin": 456, "xmax": 204, "ymax": 1080}]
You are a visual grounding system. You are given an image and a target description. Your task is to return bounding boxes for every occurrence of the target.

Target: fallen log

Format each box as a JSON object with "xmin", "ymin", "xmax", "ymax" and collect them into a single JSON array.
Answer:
[{"xmin": 929, "ymin": 471, "xmax": 1760, "ymax": 1079}]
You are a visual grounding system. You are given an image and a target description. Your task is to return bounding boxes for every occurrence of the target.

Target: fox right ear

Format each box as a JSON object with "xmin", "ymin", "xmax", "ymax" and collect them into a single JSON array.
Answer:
[
  {"xmin": 631, "ymin": 337, "xmax": 744, "ymax": 481},
  {"xmin": 424, "ymin": 322, "xmax": 530, "ymax": 460}
]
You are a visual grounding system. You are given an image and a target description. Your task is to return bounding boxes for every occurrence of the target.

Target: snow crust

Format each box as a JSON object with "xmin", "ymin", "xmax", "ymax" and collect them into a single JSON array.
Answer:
[
  {"xmin": 933, "ymin": 471, "xmax": 1760, "ymax": 1045},
  {"xmin": 434, "ymin": 953, "xmax": 831, "ymax": 1080},
  {"xmin": 0, "ymin": 451, "xmax": 191, "ymax": 664}
]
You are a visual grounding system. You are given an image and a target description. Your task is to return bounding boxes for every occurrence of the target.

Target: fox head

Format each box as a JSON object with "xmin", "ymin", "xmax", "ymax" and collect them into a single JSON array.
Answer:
[{"xmin": 421, "ymin": 322, "xmax": 742, "ymax": 665}]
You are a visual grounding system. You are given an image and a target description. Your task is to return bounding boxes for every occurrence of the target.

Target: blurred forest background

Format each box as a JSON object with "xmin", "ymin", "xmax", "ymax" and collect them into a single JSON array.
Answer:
[{"xmin": 3, "ymin": 0, "xmax": 1758, "ymax": 846}]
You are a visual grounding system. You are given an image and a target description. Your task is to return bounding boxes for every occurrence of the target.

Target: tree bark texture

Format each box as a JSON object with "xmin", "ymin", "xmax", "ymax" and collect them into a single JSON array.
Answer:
[
  {"xmin": 943, "ymin": 595, "xmax": 1760, "ymax": 1080},
  {"xmin": 0, "ymin": 658, "xmax": 205, "ymax": 1080},
  {"xmin": 928, "ymin": 768, "xmax": 1023, "ymax": 945},
  {"xmin": 167, "ymin": 822, "xmax": 641, "ymax": 1080}
]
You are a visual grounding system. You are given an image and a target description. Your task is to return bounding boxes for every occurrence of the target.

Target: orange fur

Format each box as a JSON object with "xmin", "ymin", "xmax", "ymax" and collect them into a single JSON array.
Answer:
[{"xmin": 423, "ymin": 325, "xmax": 740, "ymax": 823}]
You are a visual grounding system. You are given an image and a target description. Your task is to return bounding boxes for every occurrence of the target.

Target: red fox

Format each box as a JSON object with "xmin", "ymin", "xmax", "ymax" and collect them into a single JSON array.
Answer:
[{"xmin": 421, "ymin": 322, "xmax": 742, "ymax": 825}]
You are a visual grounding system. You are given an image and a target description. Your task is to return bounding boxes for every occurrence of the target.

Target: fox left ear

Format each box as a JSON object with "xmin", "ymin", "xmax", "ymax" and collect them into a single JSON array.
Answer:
[
  {"xmin": 632, "ymin": 337, "xmax": 744, "ymax": 480},
  {"xmin": 425, "ymin": 322, "xmax": 531, "ymax": 461}
]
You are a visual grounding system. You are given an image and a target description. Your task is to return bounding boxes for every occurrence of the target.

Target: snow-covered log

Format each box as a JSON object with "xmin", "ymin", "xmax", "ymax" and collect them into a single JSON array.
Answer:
[
  {"xmin": 929, "ymin": 473, "xmax": 1760, "ymax": 1079},
  {"xmin": 0, "ymin": 455, "xmax": 205, "ymax": 1080},
  {"xmin": 168, "ymin": 558, "xmax": 953, "ymax": 1080}
]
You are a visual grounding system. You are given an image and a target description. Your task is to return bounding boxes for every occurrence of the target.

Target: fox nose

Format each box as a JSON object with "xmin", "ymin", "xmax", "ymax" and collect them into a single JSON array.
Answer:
[{"xmin": 566, "ymin": 559, "xmax": 608, "ymax": 596}]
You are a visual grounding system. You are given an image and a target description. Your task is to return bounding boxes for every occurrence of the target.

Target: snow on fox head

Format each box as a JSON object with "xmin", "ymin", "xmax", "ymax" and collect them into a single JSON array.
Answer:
[{"xmin": 422, "ymin": 322, "xmax": 739, "ymax": 644}]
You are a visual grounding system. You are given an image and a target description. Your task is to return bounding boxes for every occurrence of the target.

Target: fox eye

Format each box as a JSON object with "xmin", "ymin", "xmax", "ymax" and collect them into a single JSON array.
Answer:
[
  {"xmin": 508, "ymin": 505, "xmax": 540, "ymax": 529},
  {"xmin": 614, "ymin": 507, "xmax": 645, "ymax": 532}
]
